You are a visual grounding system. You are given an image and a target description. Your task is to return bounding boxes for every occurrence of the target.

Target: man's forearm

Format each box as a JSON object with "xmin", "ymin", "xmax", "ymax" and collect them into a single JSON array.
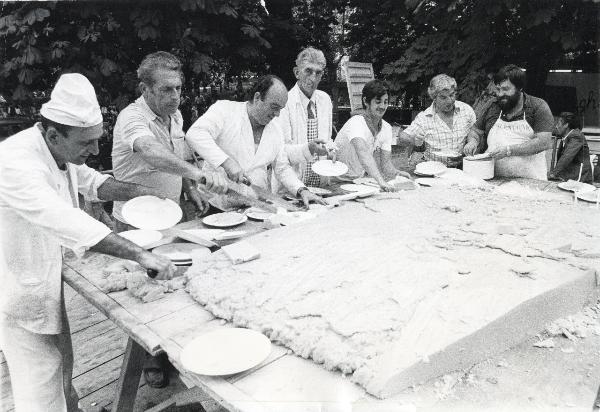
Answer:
[
  {"xmin": 134, "ymin": 140, "xmax": 202, "ymax": 181},
  {"xmin": 90, "ymin": 232, "xmax": 145, "ymax": 262},
  {"xmin": 97, "ymin": 178, "xmax": 156, "ymax": 201},
  {"xmin": 511, "ymin": 135, "xmax": 551, "ymax": 156}
]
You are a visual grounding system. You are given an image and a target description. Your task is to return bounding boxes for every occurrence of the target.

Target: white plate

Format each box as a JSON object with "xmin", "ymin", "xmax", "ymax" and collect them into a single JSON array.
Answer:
[
  {"xmin": 203, "ymin": 212, "xmax": 248, "ymax": 228},
  {"xmin": 311, "ymin": 160, "xmax": 348, "ymax": 177},
  {"xmin": 180, "ymin": 328, "xmax": 271, "ymax": 376},
  {"xmin": 415, "ymin": 178, "xmax": 450, "ymax": 187},
  {"xmin": 183, "ymin": 229, "xmax": 226, "ymax": 240},
  {"xmin": 557, "ymin": 180, "xmax": 596, "ymax": 193},
  {"xmin": 152, "ymin": 243, "xmax": 211, "ymax": 261},
  {"xmin": 307, "ymin": 186, "xmax": 332, "ymax": 195},
  {"xmin": 576, "ymin": 190, "xmax": 600, "ymax": 203},
  {"xmin": 118, "ymin": 229, "xmax": 163, "ymax": 248},
  {"xmin": 415, "ymin": 161, "xmax": 447, "ymax": 176},
  {"xmin": 340, "ymin": 184, "xmax": 380, "ymax": 197},
  {"xmin": 245, "ymin": 207, "xmax": 273, "ymax": 221},
  {"xmin": 122, "ymin": 196, "xmax": 182, "ymax": 230}
]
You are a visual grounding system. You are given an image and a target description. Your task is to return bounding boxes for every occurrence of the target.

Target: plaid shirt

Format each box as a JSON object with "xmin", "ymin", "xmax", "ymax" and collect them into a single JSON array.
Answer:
[{"xmin": 404, "ymin": 100, "xmax": 476, "ymax": 165}]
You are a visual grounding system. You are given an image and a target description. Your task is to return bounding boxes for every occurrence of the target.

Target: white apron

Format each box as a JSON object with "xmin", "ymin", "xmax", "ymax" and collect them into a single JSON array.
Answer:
[{"xmin": 486, "ymin": 111, "xmax": 547, "ymax": 180}]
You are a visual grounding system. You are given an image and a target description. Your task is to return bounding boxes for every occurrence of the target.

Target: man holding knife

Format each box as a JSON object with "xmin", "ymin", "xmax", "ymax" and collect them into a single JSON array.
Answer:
[{"xmin": 0, "ymin": 73, "xmax": 175, "ymax": 412}]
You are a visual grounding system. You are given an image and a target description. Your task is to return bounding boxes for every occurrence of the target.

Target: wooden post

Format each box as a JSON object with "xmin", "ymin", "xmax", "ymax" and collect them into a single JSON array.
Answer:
[{"xmin": 111, "ymin": 337, "xmax": 147, "ymax": 412}]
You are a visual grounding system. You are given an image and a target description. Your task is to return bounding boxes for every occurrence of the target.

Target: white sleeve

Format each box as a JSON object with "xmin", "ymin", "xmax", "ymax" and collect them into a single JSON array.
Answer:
[
  {"xmin": 0, "ymin": 159, "xmax": 111, "ymax": 255},
  {"xmin": 185, "ymin": 102, "xmax": 230, "ymax": 167},
  {"xmin": 74, "ymin": 164, "xmax": 111, "ymax": 202},
  {"xmin": 381, "ymin": 123, "xmax": 393, "ymax": 151}
]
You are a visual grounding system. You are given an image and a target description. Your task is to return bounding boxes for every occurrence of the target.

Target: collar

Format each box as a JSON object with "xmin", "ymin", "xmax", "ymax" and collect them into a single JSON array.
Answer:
[
  {"xmin": 424, "ymin": 102, "xmax": 461, "ymax": 116},
  {"xmin": 294, "ymin": 83, "xmax": 317, "ymax": 109},
  {"xmin": 136, "ymin": 96, "xmax": 179, "ymax": 125}
]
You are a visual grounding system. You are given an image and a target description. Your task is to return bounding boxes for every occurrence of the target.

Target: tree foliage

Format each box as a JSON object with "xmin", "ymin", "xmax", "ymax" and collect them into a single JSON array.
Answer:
[{"xmin": 0, "ymin": 0, "xmax": 271, "ymax": 107}]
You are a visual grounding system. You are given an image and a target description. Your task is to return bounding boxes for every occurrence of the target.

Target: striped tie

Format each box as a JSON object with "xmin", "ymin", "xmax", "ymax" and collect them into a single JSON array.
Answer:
[{"xmin": 304, "ymin": 101, "xmax": 321, "ymax": 186}]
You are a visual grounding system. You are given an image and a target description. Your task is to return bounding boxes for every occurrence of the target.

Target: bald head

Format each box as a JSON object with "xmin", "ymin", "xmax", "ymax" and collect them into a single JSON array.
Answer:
[{"xmin": 249, "ymin": 75, "xmax": 288, "ymax": 126}]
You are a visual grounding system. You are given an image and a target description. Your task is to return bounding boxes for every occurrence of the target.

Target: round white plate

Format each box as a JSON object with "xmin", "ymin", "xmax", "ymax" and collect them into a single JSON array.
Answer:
[
  {"xmin": 415, "ymin": 178, "xmax": 450, "ymax": 187},
  {"xmin": 122, "ymin": 196, "xmax": 182, "ymax": 230},
  {"xmin": 340, "ymin": 184, "xmax": 380, "ymax": 197},
  {"xmin": 180, "ymin": 328, "xmax": 271, "ymax": 376},
  {"xmin": 152, "ymin": 243, "xmax": 211, "ymax": 261},
  {"xmin": 118, "ymin": 229, "xmax": 163, "ymax": 248},
  {"xmin": 311, "ymin": 160, "xmax": 348, "ymax": 177},
  {"xmin": 203, "ymin": 212, "xmax": 248, "ymax": 228},
  {"xmin": 245, "ymin": 208, "xmax": 273, "ymax": 221},
  {"xmin": 307, "ymin": 186, "xmax": 332, "ymax": 195},
  {"xmin": 576, "ymin": 190, "xmax": 600, "ymax": 203},
  {"xmin": 557, "ymin": 181, "xmax": 596, "ymax": 193},
  {"xmin": 415, "ymin": 161, "xmax": 447, "ymax": 176},
  {"xmin": 183, "ymin": 229, "xmax": 225, "ymax": 240}
]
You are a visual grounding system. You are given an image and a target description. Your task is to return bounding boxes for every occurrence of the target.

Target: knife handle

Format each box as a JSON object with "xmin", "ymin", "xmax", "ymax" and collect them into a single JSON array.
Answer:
[{"xmin": 146, "ymin": 269, "xmax": 158, "ymax": 279}]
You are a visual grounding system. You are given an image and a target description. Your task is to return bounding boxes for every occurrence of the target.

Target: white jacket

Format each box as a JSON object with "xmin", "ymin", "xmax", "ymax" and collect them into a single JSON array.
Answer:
[
  {"xmin": 0, "ymin": 125, "xmax": 111, "ymax": 334},
  {"xmin": 185, "ymin": 100, "xmax": 303, "ymax": 195},
  {"xmin": 273, "ymin": 84, "xmax": 333, "ymax": 190}
]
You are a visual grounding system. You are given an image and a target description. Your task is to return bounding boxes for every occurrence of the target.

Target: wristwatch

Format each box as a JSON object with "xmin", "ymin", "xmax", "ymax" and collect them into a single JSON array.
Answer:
[{"xmin": 296, "ymin": 187, "xmax": 309, "ymax": 197}]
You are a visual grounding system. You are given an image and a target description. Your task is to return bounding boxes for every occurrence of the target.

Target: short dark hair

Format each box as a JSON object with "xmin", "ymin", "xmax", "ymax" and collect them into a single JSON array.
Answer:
[
  {"xmin": 361, "ymin": 79, "xmax": 389, "ymax": 108},
  {"xmin": 493, "ymin": 64, "xmax": 526, "ymax": 90},
  {"xmin": 40, "ymin": 116, "xmax": 76, "ymax": 136},
  {"xmin": 137, "ymin": 51, "xmax": 183, "ymax": 87},
  {"xmin": 247, "ymin": 74, "xmax": 284, "ymax": 102},
  {"xmin": 558, "ymin": 112, "xmax": 581, "ymax": 129}
]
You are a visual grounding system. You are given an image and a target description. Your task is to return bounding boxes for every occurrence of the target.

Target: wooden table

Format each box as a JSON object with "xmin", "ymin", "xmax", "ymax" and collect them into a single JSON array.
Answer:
[{"xmin": 62, "ymin": 178, "xmax": 591, "ymax": 412}]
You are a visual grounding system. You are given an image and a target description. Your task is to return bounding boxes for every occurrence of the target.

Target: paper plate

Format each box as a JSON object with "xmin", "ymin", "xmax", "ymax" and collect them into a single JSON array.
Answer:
[
  {"xmin": 180, "ymin": 328, "xmax": 271, "ymax": 376},
  {"xmin": 557, "ymin": 180, "xmax": 596, "ymax": 193},
  {"xmin": 307, "ymin": 186, "xmax": 332, "ymax": 195},
  {"xmin": 203, "ymin": 212, "xmax": 248, "ymax": 228},
  {"xmin": 118, "ymin": 229, "xmax": 163, "ymax": 248},
  {"xmin": 415, "ymin": 161, "xmax": 447, "ymax": 176},
  {"xmin": 311, "ymin": 160, "xmax": 348, "ymax": 177},
  {"xmin": 576, "ymin": 190, "xmax": 600, "ymax": 203},
  {"xmin": 340, "ymin": 184, "xmax": 380, "ymax": 197},
  {"xmin": 152, "ymin": 243, "xmax": 211, "ymax": 261},
  {"xmin": 183, "ymin": 229, "xmax": 226, "ymax": 240},
  {"xmin": 122, "ymin": 196, "xmax": 182, "ymax": 230},
  {"xmin": 245, "ymin": 207, "xmax": 273, "ymax": 222}
]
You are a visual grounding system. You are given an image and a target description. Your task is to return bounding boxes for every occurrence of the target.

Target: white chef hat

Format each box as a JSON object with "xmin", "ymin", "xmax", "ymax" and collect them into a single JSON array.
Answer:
[{"xmin": 40, "ymin": 73, "xmax": 103, "ymax": 127}]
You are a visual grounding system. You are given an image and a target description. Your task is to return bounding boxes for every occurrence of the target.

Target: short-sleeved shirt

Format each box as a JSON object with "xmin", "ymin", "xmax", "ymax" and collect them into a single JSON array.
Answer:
[
  {"xmin": 334, "ymin": 115, "xmax": 393, "ymax": 178},
  {"xmin": 111, "ymin": 96, "xmax": 191, "ymax": 223},
  {"xmin": 403, "ymin": 100, "xmax": 476, "ymax": 165},
  {"xmin": 475, "ymin": 93, "xmax": 554, "ymax": 152}
]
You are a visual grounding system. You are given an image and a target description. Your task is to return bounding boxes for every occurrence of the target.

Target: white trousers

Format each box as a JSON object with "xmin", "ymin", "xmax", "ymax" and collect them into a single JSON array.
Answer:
[{"xmin": 0, "ymin": 294, "xmax": 79, "ymax": 412}]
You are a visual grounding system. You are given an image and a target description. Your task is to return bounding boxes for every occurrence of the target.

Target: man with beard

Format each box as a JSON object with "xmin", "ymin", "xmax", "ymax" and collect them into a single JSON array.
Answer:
[
  {"xmin": 397, "ymin": 74, "xmax": 476, "ymax": 167},
  {"xmin": 464, "ymin": 64, "xmax": 554, "ymax": 180}
]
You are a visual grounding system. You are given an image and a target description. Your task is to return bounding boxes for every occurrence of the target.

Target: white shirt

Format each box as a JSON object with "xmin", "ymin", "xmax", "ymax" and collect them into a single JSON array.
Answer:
[
  {"xmin": 112, "ymin": 96, "xmax": 191, "ymax": 222},
  {"xmin": 0, "ymin": 125, "xmax": 111, "ymax": 334},
  {"xmin": 185, "ymin": 100, "xmax": 303, "ymax": 195},
  {"xmin": 334, "ymin": 115, "xmax": 393, "ymax": 179},
  {"xmin": 273, "ymin": 84, "xmax": 334, "ymax": 189}
]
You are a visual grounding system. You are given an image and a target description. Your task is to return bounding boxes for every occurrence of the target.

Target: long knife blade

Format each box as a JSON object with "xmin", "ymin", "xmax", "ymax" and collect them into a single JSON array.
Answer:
[
  {"xmin": 247, "ymin": 183, "xmax": 303, "ymax": 212},
  {"xmin": 225, "ymin": 181, "xmax": 280, "ymax": 213}
]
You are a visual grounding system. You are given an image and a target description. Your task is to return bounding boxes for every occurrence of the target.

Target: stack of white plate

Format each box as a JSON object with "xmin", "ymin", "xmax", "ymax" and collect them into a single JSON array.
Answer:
[{"xmin": 414, "ymin": 161, "xmax": 447, "ymax": 177}]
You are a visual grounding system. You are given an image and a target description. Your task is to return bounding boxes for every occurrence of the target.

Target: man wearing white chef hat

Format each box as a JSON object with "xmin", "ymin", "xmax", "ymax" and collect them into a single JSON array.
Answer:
[{"xmin": 0, "ymin": 73, "xmax": 176, "ymax": 412}]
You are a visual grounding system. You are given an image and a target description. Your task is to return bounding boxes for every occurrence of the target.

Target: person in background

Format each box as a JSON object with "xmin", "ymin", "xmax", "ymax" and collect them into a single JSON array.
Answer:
[
  {"xmin": 112, "ymin": 51, "xmax": 227, "ymax": 233},
  {"xmin": 548, "ymin": 112, "xmax": 593, "ymax": 183},
  {"xmin": 0, "ymin": 73, "xmax": 174, "ymax": 412},
  {"xmin": 334, "ymin": 79, "xmax": 411, "ymax": 191},
  {"xmin": 186, "ymin": 75, "xmax": 325, "ymax": 208},
  {"xmin": 397, "ymin": 74, "xmax": 476, "ymax": 167},
  {"xmin": 274, "ymin": 47, "xmax": 336, "ymax": 190},
  {"xmin": 464, "ymin": 64, "xmax": 554, "ymax": 180}
]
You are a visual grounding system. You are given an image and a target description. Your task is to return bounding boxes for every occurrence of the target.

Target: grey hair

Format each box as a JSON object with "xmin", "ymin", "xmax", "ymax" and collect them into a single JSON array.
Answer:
[
  {"xmin": 295, "ymin": 47, "xmax": 326, "ymax": 69},
  {"xmin": 427, "ymin": 74, "xmax": 457, "ymax": 99},
  {"xmin": 137, "ymin": 51, "xmax": 183, "ymax": 86}
]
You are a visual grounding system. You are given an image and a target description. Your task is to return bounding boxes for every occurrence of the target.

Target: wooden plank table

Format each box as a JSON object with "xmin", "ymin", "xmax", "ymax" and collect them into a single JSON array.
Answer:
[{"xmin": 62, "ymin": 178, "xmax": 596, "ymax": 411}]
